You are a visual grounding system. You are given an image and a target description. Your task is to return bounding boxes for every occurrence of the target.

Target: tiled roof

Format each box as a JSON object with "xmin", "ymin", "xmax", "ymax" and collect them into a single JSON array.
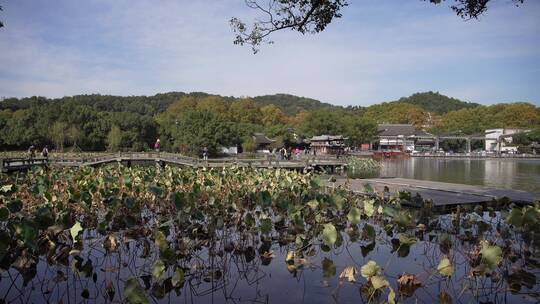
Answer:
[
  {"xmin": 310, "ymin": 135, "xmax": 345, "ymax": 141},
  {"xmin": 253, "ymin": 133, "xmax": 275, "ymax": 144},
  {"xmin": 377, "ymin": 124, "xmax": 431, "ymax": 137}
]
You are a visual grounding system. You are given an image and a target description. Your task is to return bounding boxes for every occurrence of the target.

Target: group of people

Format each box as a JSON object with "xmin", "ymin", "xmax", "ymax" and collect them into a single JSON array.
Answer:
[
  {"xmin": 27, "ymin": 145, "xmax": 49, "ymax": 159},
  {"xmin": 273, "ymin": 147, "xmax": 312, "ymax": 161}
]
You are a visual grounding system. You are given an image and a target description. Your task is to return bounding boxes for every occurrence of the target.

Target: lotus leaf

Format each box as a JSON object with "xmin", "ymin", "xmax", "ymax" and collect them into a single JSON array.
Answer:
[
  {"xmin": 480, "ymin": 241, "xmax": 502, "ymax": 270},
  {"xmin": 124, "ymin": 278, "xmax": 149, "ymax": 304},
  {"xmin": 361, "ymin": 260, "xmax": 381, "ymax": 279},
  {"xmin": 437, "ymin": 257, "xmax": 454, "ymax": 277},
  {"xmin": 347, "ymin": 207, "xmax": 361, "ymax": 225},
  {"xmin": 322, "ymin": 223, "xmax": 337, "ymax": 246}
]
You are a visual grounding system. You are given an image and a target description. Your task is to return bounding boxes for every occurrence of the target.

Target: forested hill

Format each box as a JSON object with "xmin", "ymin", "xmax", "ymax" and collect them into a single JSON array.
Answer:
[
  {"xmin": 0, "ymin": 91, "xmax": 538, "ymax": 154},
  {"xmin": 0, "ymin": 92, "xmax": 332, "ymax": 115},
  {"xmin": 391, "ymin": 91, "xmax": 480, "ymax": 114},
  {"xmin": 252, "ymin": 94, "xmax": 335, "ymax": 115}
]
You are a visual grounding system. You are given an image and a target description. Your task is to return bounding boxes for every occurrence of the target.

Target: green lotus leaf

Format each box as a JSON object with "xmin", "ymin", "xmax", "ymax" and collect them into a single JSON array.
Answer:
[
  {"xmin": 172, "ymin": 267, "xmax": 185, "ymax": 287},
  {"xmin": 371, "ymin": 275, "xmax": 389, "ymax": 289},
  {"xmin": 154, "ymin": 230, "xmax": 168, "ymax": 252},
  {"xmin": 307, "ymin": 200, "xmax": 319, "ymax": 210},
  {"xmin": 171, "ymin": 192, "xmax": 186, "ymax": 210},
  {"xmin": 363, "ymin": 199, "xmax": 375, "ymax": 217},
  {"xmin": 360, "ymin": 260, "xmax": 380, "ymax": 279},
  {"xmin": 347, "ymin": 207, "xmax": 361, "ymax": 225},
  {"xmin": 70, "ymin": 221, "xmax": 83, "ymax": 242},
  {"xmin": 388, "ymin": 286, "xmax": 396, "ymax": 304},
  {"xmin": 152, "ymin": 260, "xmax": 166, "ymax": 282},
  {"xmin": 124, "ymin": 278, "xmax": 149, "ymax": 304},
  {"xmin": 506, "ymin": 207, "xmax": 523, "ymax": 227},
  {"xmin": 0, "ymin": 207, "xmax": 9, "ymax": 221},
  {"xmin": 322, "ymin": 257, "xmax": 336, "ymax": 278},
  {"xmin": 480, "ymin": 241, "xmax": 502, "ymax": 270},
  {"xmin": 394, "ymin": 211, "xmax": 413, "ymax": 228},
  {"xmin": 362, "ymin": 223, "xmax": 376, "ymax": 242},
  {"xmin": 148, "ymin": 185, "xmax": 164, "ymax": 198},
  {"xmin": 399, "ymin": 234, "xmax": 417, "ymax": 246},
  {"xmin": 260, "ymin": 218, "xmax": 272, "ymax": 234},
  {"xmin": 322, "ymin": 223, "xmax": 337, "ymax": 246},
  {"xmin": 437, "ymin": 257, "xmax": 454, "ymax": 277}
]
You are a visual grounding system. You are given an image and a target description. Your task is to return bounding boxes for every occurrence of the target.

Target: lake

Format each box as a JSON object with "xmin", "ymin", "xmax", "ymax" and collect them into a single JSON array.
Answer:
[
  {"xmin": 0, "ymin": 166, "xmax": 538, "ymax": 304},
  {"xmin": 379, "ymin": 157, "xmax": 540, "ymax": 192}
]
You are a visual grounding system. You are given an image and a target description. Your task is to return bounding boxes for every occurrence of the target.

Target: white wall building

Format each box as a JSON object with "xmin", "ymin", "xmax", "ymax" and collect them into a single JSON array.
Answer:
[{"xmin": 485, "ymin": 128, "xmax": 527, "ymax": 153}]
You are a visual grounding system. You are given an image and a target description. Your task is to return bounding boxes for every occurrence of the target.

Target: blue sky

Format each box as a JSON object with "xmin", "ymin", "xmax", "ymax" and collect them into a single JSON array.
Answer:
[{"xmin": 0, "ymin": 0, "xmax": 539, "ymax": 106}]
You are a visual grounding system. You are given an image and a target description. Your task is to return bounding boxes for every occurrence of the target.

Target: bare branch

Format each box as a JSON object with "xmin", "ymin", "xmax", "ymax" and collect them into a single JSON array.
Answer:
[
  {"xmin": 230, "ymin": 0, "xmax": 349, "ymax": 53},
  {"xmin": 427, "ymin": 0, "xmax": 525, "ymax": 19},
  {"xmin": 232, "ymin": 0, "xmax": 526, "ymax": 53}
]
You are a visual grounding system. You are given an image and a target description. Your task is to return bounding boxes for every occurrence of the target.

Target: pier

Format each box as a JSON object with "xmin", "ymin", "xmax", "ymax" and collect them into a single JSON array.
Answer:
[{"xmin": 333, "ymin": 177, "xmax": 540, "ymax": 206}]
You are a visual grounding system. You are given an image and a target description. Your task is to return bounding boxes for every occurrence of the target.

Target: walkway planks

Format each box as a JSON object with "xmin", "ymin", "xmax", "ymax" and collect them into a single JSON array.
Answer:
[
  {"xmin": 333, "ymin": 177, "xmax": 540, "ymax": 206},
  {"xmin": 1, "ymin": 152, "xmax": 347, "ymax": 172}
]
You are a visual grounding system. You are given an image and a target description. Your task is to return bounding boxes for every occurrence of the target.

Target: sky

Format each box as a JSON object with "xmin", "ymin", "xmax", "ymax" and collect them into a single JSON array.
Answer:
[{"xmin": 0, "ymin": 0, "xmax": 539, "ymax": 106}]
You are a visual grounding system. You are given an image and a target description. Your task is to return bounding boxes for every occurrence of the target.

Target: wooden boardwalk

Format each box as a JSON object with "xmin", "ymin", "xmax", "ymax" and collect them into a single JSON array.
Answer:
[
  {"xmin": 333, "ymin": 177, "xmax": 540, "ymax": 206},
  {"xmin": 1, "ymin": 152, "xmax": 347, "ymax": 173}
]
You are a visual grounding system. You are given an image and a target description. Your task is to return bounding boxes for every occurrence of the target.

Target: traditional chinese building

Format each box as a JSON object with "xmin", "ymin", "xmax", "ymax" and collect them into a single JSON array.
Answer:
[
  {"xmin": 309, "ymin": 135, "xmax": 346, "ymax": 155},
  {"xmin": 253, "ymin": 133, "xmax": 275, "ymax": 153},
  {"xmin": 376, "ymin": 124, "xmax": 433, "ymax": 152}
]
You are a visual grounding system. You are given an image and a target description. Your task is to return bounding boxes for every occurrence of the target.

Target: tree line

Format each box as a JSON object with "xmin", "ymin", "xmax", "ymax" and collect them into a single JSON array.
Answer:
[{"xmin": 0, "ymin": 92, "xmax": 538, "ymax": 155}]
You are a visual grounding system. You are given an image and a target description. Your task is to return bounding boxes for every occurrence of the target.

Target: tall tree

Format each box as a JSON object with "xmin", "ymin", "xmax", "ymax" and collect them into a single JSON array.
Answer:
[
  {"xmin": 107, "ymin": 125, "xmax": 122, "ymax": 152},
  {"xmin": 260, "ymin": 104, "xmax": 286, "ymax": 126},
  {"xmin": 50, "ymin": 122, "xmax": 67, "ymax": 152}
]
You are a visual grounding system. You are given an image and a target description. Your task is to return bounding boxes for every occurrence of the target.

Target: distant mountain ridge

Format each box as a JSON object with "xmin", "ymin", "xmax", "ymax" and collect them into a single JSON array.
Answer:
[
  {"xmin": 0, "ymin": 91, "xmax": 489, "ymax": 116},
  {"xmin": 252, "ymin": 93, "xmax": 335, "ymax": 115},
  {"xmin": 391, "ymin": 91, "xmax": 480, "ymax": 114}
]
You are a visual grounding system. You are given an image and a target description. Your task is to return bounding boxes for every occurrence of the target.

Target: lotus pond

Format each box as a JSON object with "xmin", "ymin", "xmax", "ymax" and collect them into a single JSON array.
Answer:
[{"xmin": 0, "ymin": 166, "xmax": 538, "ymax": 303}]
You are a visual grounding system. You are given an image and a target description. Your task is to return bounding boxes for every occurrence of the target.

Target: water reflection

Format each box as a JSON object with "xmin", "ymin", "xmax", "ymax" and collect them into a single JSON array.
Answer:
[
  {"xmin": 380, "ymin": 158, "xmax": 540, "ymax": 192},
  {"xmin": 1, "ymin": 210, "xmax": 537, "ymax": 304}
]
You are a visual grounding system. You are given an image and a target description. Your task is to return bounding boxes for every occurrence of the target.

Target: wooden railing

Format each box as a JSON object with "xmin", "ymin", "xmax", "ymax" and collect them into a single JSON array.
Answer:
[{"xmin": 2, "ymin": 152, "xmax": 348, "ymax": 172}]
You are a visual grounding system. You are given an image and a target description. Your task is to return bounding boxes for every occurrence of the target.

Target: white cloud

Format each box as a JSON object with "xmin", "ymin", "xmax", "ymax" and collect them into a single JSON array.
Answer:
[{"xmin": 0, "ymin": 0, "xmax": 538, "ymax": 105}]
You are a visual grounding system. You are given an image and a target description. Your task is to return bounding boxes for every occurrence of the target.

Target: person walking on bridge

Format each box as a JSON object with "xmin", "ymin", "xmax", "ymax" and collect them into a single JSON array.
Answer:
[
  {"xmin": 42, "ymin": 146, "xmax": 49, "ymax": 160},
  {"xmin": 202, "ymin": 146, "xmax": 209, "ymax": 161},
  {"xmin": 28, "ymin": 145, "xmax": 36, "ymax": 159},
  {"xmin": 154, "ymin": 139, "xmax": 161, "ymax": 152}
]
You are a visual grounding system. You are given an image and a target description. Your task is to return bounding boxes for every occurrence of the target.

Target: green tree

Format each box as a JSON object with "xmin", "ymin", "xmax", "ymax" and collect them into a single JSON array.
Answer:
[
  {"xmin": 67, "ymin": 126, "xmax": 82, "ymax": 151},
  {"xmin": 260, "ymin": 104, "xmax": 286, "ymax": 126},
  {"xmin": 107, "ymin": 125, "xmax": 123, "ymax": 152},
  {"xmin": 169, "ymin": 110, "xmax": 239, "ymax": 156},
  {"xmin": 343, "ymin": 118, "xmax": 377, "ymax": 146},
  {"xmin": 50, "ymin": 122, "xmax": 67, "ymax": 152},
  {"xmin": 299, "ymin": 109, "xmax": 347, "ymax": 136},
  {"xmin": 242, "ymin": 136, "xmax": 257, "ymax": 153}
]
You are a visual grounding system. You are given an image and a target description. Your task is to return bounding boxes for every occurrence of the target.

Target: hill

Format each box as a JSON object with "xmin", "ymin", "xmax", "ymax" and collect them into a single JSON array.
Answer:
[
  {"xmin": 392, "ymin": 91, "xmax": 480, "ymax": 114},
  {"xmin": 252, "ymin": 93, "xmax": 336, "ymax": 115}
]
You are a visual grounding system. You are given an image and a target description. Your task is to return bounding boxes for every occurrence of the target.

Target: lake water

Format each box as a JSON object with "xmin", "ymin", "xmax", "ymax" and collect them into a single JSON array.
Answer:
[
  {"xmin": 379, "ymin": 157, "xmax": 540, "ymax": 192},
  {"xmin": 1, "ymin": 211, "xmax": 536, "ymax": 304}
]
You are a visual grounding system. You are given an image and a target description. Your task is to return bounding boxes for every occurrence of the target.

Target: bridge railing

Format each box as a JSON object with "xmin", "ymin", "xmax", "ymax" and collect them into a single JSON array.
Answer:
[
  {"xmin": 2, "ymin": 157, "xmax": 49, "ymax": 170},
  {"xmin": 2, "ymin": 152, "xmax": 349, "ymax": 171}
]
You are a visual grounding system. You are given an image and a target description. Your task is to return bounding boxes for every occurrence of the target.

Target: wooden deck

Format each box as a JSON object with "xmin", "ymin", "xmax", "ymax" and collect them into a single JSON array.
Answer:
[
  {"xmin": 333, "ymin": 177, "xmax": 540, "ymax": 206},
  {"xmin": 1, "ymin": 152, "xmax": 347, "ymax": 172}
]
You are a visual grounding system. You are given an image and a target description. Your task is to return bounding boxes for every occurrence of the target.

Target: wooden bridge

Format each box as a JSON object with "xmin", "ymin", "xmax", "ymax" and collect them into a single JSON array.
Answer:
[
  {"xmin": 1, "ymin": 152, "xmax": 348, "ymax": 173},
  {"xmin": 332, "ymin": 177, "xmax": 540, "ymax": 206}
]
